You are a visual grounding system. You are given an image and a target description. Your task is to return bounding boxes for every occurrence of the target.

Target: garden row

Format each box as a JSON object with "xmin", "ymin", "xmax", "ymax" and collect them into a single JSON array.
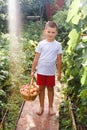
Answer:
[
  {"xmin": 0, "ymin": 0, "xmax": 87, "ymax": 129},
  {"xmin": 60, "ymin": 0, "xmax": 87, "ymax": 129},
  {"xmin": 0, "ymin": 22, "xmax": 43, "ymax": 130}
]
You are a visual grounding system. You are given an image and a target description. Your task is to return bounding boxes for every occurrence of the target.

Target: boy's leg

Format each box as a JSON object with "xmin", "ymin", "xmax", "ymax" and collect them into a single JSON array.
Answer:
[
  {"xmin": 36, "ymin": 86, "xmax": 45, "ymax": 115},
  {"xmin": 46, "ymin": 75, "xmax": 56, "ymax": 115},
  {"xmin": 36, "ymin": 73, "xmax": 46, "ymax": 115},
  {"xmin": 47, "ymin": 87, "xmax": 56, "ymax": 115}
]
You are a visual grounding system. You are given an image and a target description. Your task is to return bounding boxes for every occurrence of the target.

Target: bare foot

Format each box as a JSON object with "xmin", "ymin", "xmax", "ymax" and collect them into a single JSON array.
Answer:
[
  {"xmin": 36, "ymin": 107, "xmax": 44, "ymax": 116},
  {"xmin": 49, "ymin": 107, "xmax": 56, "ymax": 116}
]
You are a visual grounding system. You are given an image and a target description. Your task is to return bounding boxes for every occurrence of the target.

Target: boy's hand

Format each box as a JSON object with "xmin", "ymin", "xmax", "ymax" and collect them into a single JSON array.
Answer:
[
  {"xmin": 57, "ymin": 73, "xmax": 61, "ymax": 81},
  {"xmin": 31, "ymin": 72, "xmax": 34, "ymax": 77}
]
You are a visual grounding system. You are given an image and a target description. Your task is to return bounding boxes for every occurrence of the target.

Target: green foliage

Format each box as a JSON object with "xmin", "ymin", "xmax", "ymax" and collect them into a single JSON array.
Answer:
[
  {"xmin": 0, "ymin": 20, "xmax": 46, "ymax": 129},
  {"xmin": 22, "ymin": 21, "xmax": 44, "ymax": 41},
  {"xmin": 0, "ymin": 0, "xmax": 8, "ymax": 33},
  {"xmin": 20, "ymin": 0, "xmax": 41, "ymax": 16},
  {"xmin": 5, "ymin": 88, "xmax": 23, "ymax": 130},
  {"xmin": 62, "ymin": 0, "xmax": 87, "ymax": 128},
  {"xmin": 20, "ymin": 0, "xmax": 56, "ymax": 22},
  {"xmin": 0, "ymin": 90, "xmax": 7, "ymax": 122},
  {"xmin": 52, "ymin": 9, "xmax": 71, "ymax": 46},
  {"xmin": 22, "ymin": 39, "xmax": 37, "ymax": 73},
  {"xmin": 53, "ymin": 10, "xmax": 68, "ymax": 26},
  {"xmin": 67, "ymin": 29, "xmax": 81, "ymax": 53},
  {"xmin": 0, "ymin": 20, "xmax": 43, "ymax": 127},
  {"xmin": 0, "ymin": 34, "xmax": 10, "ymax": 87},
  {"xmin": 21, "ymin": 21, "xmax": 44, "ymax": 73},
  {"xmin": 0, "ymin": 33, "xmax": 11, "ymax": 123},
  {"xmin": 59, "ymin": 101, "xmax": 72, "ymax": 130}
]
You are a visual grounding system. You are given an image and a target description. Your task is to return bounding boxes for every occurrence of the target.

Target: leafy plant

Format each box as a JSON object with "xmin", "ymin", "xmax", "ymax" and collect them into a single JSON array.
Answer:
[
  {"xmin": 52, "ymin": 8, "xmax": 71, "ymax": 49},
  {"xmin": 0, "ymin": 0, "xmax": 8, "ymax": 33},
  {"xmin": 62, "ymin": 0, "xmax": 87, "ymax": 128},
  {"xmin": 59, "ymin": 101, "xmax": 72, "ymax": 130}
]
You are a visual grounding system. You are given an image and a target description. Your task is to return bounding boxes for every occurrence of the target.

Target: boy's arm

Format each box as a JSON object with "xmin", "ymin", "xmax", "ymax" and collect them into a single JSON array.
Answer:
[
  {"xmin": 57, "ymin": 54, "xmax": 62, "ymax": 81},
  {"xmin": 31, "ymin": 52, "xmax": 40, "ymax": 77}
]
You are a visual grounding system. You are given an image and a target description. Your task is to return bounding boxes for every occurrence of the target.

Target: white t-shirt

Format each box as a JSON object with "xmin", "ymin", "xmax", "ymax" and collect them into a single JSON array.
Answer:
[{"xmin": 35, "ymin": 39, "xmax": 62, "ymax": 75}]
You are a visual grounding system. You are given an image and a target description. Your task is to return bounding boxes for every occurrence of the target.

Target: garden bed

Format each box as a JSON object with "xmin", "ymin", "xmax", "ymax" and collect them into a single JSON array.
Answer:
[
  {"xmin": 59, "ymin": 97, "xmax": 87, "ymax": 130},
  {"xmin": 59, "ymin": 100, "xmax": 72, "ymax": 130},
  {"xmin": 0, "ymin": 87, "xmax": 23, "ymax": 130}
]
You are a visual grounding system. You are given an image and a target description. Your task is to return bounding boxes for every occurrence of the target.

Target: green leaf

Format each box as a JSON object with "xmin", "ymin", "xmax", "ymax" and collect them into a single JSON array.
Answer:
[
  {"xmin": 66, "ymin": 0, "xmax": 80, "ymax": 23},
  {"xmin": 67, "ymin": 29, "xmax": 80, "ymax": 53},
  {"xmin": 71, "ymin": 14, "xmax": 81, "ymax": 24},
  {"xmin": 81, "ymin": 67, "xmax": 87, "ymax": 85},
  {"xmin": 0, "ymin": 90, "xmax": 6, "ymax": 97},
  {"xmin": 79, "ymin": 89, "xmax": 87, "ymax": 98}
]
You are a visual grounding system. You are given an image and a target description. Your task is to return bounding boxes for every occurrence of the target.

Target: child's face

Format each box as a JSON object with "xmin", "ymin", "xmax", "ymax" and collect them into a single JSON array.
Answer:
[{"xmin": 44, "ymin": 27, "xmax": 57, "ymax": 42}]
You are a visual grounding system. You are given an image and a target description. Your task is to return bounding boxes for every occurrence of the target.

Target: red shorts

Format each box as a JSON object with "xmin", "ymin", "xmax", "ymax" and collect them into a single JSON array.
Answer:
[{"xmin": 36, "ymin": 73, "xmax": 55, "ymax": 87}]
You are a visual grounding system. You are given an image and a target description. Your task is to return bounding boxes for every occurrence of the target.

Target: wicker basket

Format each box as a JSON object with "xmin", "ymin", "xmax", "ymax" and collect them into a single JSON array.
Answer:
[{"xmin": 20, "ymin": 78, "xmax": 39, "ymax": 101}]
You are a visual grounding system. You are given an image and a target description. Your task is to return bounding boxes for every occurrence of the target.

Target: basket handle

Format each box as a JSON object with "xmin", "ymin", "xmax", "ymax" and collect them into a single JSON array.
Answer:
[{"xmin": 30, "ymin": 77, "xmax": 34, "ymax": 85}]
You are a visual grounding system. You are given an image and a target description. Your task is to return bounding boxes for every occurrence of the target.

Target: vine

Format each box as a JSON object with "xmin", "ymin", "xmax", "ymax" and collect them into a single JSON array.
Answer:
[{"xmin": 62, "ymin": 0, "xmax": 87, "ymax": 128}]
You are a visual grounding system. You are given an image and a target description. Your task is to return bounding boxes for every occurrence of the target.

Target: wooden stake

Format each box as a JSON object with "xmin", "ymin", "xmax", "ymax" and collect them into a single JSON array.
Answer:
[{"xmin": 68, "ymin": 97, "xmax": 77, "ymax": 130}]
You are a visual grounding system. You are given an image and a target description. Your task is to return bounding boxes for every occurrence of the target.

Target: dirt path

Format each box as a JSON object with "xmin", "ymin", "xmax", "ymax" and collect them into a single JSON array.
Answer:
[{"xmin": 16, "ymin": 81, "xmax": 63, "ymax": 130}]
